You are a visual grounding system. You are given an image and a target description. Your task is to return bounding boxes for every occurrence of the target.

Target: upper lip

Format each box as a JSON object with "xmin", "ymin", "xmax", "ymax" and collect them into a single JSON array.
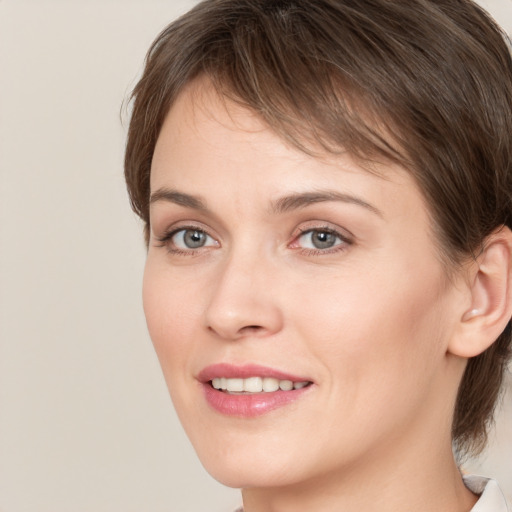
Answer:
[{"xmin": 197, "ymin": 363, "xmax": 312, "ymax": 383}]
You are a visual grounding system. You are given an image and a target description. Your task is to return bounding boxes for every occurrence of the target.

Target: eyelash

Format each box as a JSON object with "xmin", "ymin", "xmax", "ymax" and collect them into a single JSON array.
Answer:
[
  {"xmin": 155, "ymin": 225, "xmax": 353, "ymax": 256},
  {"xmin": 292, "ymin": 226, "xmax": 352, "ymax": 256},
  {"xmin": 155, "ymin": 225, "xmax": 217, "ymax": 256}
]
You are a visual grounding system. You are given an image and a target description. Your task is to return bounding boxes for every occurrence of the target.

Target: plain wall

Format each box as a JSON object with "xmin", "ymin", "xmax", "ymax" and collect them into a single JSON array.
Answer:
[{"xmin": 0, "ymin": 1, "xmax": 511, "ymax": 511}]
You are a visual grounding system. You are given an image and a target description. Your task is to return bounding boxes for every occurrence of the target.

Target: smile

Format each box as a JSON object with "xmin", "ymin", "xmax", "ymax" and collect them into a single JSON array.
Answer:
[
  {"xmin": 211, "ymin": 376, "xmax": 311, "ymax": 393},
  {"xmin": 199, "ymin": 364, "xmax": 314, "ymax": 417}
]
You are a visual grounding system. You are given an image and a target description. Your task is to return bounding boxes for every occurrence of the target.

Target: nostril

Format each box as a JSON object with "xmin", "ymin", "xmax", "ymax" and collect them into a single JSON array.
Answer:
[
  {"xmin": 241, "ymin": 325, "xmax": 264, "ymax": 333},
  {"xmin": 207, "ymin": 323, "xmax": 266, "ymax": 340}
]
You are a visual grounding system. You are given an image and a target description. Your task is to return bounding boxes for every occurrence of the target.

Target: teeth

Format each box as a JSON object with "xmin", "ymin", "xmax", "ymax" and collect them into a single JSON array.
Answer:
[
  {"xmin": 226, "ymin": 378, "xmax": 244, "ymax": 392},
  {"xmin": 211, "ymin": 377, "xmax": 310, "ymax": 393},
  {"xmin": 262, "ymin": 377, "xmax": 279, "ymax": 392},
  {"xmin": 244, "ymin": 377, "xmax": 263, "ymax": 392},
  {"xmin": 279, "ymin": 380, "xmax": 294, "ymax": 391}
]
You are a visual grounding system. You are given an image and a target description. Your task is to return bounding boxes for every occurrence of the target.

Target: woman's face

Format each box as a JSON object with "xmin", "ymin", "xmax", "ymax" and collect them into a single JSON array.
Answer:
[{"xmin": 143, "ymin": 81, "xmax": 464, "ymax": 489}]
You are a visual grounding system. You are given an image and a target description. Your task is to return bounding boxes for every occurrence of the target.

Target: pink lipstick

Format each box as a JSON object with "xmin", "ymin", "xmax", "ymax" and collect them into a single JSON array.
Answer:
[{"xmin": 198, "ymin": 364, "xmax": 313, "ymax": 417}]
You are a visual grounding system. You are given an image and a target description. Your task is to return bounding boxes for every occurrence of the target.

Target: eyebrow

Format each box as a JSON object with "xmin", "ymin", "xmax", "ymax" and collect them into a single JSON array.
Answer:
[
  {"xmin": 270, "ymin": 190, "xmax": 382, "ymax": 217},
  {"xmin": 149, "ymin": 187, "xmax": 382, "ymax": 217},
  {"xmin": 150, "ymin": 188, "xmax": 209, "ymax": 211}
]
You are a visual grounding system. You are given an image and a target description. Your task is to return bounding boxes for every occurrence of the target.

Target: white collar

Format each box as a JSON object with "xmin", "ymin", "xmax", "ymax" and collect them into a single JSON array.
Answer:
[{"xmin": 464, "ymin": 475, "xmax": 509, "ymax": 511}]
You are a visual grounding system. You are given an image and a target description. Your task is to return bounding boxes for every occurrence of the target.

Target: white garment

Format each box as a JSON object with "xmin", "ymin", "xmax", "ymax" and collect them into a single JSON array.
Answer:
[
  {"xmin": 465, "ymin": 475, "xmax": 509, "ymax": 512},
  {"xmin": 233, "ymin": 476, "xmax": 509, "ymax": 511}
]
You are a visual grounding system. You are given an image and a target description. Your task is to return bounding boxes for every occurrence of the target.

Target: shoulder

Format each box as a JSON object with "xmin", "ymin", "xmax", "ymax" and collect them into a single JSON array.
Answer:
[{"xmin": 464, "ymin": 475, "xmax": 509, "ymax": 511}]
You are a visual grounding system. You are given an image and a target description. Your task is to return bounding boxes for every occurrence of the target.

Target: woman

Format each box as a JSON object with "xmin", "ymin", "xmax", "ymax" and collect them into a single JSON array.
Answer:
[{"xmin": 124, "ymin": 0, "xmax": 512, "ymax": 510}]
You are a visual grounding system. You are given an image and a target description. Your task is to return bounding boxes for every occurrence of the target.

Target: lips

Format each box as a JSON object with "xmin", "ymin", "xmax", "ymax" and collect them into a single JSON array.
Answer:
[
  {"xmin": 198, "ymin": 363, "xmax": 311, "ymax": 382},
  {"xmin": 198, "ymin": 363, "xmax": 313, "ymax": 417}
]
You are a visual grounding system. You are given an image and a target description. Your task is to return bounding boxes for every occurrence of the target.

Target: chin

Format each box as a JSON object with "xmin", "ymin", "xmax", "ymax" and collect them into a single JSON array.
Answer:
[
  {"xmin": 185, "ymin": 427, "xmax": 307, "ymax": 489},
  {"xmin": 200, "ymin": 456, "xmax": 296, "ymax": 489}
]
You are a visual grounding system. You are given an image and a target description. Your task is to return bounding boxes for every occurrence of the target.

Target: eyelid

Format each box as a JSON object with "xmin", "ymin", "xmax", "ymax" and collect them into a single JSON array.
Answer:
[
  {"xmin": 154, "ymin": 222, "xmax": 220, "ymax": 253},
  {"xmin": 292, "ymin": 220, "xmax": 354, "ymax": 242},
  {"xmin": 174, "ymin": 228, "xmax": 217, "ymax": 249},
  {"xmin": 153, "ymin": 219, "xmax": 213, "ymax": 241},
  {"xmin": 288, "ymin": 222, "xmax": 354, "ymax": 254}
]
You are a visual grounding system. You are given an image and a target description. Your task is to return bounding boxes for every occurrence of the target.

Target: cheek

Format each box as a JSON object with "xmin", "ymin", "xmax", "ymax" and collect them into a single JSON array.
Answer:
[
  {"xmin": 142, "ymin": 258, "xmax": 213, "ymax": 434},
  {"xmin": 290, "ymin": 257, "xmax": 450, "ymax": 399},
  {"xmin": 282, "ymin": 265, "xmax": 451, "ymax": 465},
  {"xmin": 142, "ymin": 260, "xmax": 200, "ymax": 373}
]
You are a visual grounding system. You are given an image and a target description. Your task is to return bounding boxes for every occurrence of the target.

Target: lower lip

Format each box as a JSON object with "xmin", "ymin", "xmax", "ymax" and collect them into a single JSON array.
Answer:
[{"xmin": 202, "ymin": 383, "xmax": 311, "ymax": 417}]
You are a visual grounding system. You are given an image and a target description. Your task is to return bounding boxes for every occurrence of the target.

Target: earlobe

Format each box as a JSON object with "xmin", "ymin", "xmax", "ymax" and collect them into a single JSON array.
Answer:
[{"xmin": 449, "ymin": 226, "xmax": 512, "ymax": 358}]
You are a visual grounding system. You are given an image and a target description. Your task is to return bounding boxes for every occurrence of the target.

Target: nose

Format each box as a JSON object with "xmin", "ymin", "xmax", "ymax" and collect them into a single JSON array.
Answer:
[{"xmin": 204, "ymin": 252, "xmax": 284, "ymax": 341}]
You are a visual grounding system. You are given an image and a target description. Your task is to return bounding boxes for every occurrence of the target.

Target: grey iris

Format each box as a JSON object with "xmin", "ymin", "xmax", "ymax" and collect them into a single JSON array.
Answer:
[
  {"xmin": 184, "ymin": 230, "xmax": 207, "ymax": 248},
  {"xmin": 312, "ymin": 231, "xmax": 337, "ymax": 249}
]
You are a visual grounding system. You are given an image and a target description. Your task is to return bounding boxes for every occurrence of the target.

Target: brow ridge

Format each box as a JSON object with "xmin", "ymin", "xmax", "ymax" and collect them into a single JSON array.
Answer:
[
  {"xmin": 150, "ymin": 188, "xmax": 208, "ymax": 211},
  {"xmin": 271, "ymin": 190, "xmax": 382, "ymax": 216},
  {"xmin": 150, "ymin": 187, "xmax": 381, "ymax": 217}
]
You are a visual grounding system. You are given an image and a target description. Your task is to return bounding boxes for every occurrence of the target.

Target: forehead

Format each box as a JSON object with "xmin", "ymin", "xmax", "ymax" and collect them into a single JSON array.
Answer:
[
  {"xmin": 153, "ymin": 79, "xmax": 397, "ymax": 181},
  {"xmin": 152, "ymin": 79, "xmax": 422, "ymax": 205},
  {"xmin": 156, "ymin": 80, "xmax": 285, "ymax": 162}
]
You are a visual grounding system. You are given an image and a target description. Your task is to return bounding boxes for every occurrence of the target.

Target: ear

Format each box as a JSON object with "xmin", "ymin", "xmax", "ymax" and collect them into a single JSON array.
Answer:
[{"xmin": 448, "ymin": 226, "xmax": 512, "ymax": 358}]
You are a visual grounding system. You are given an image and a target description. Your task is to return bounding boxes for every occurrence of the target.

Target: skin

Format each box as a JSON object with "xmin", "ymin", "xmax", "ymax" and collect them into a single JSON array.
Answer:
[{"xmin": 143, "ymin": 79, "xmax": 482, "ymax": 512}]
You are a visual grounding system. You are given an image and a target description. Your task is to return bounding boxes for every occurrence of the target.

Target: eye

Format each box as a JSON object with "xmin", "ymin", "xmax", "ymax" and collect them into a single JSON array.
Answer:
[
  {"xmin": 294, "ymin": 228, "xmax": 350, "ymax": 252},
  {"xmin": 299, "ymin": 230, "xmax": 339, "ymax": 249},
  {"xmin": 171, "ymin": 228, "xmax": 216, "ymax": 250}
]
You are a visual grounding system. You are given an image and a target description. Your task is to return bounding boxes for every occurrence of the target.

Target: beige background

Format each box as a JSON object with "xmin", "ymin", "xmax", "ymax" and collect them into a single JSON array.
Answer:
[{"xmin": 0, "ymin": 1, "xmax": 511, "ymax": 511}]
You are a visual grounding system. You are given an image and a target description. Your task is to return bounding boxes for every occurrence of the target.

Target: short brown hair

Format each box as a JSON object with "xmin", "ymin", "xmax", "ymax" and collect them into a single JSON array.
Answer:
[{"xmin": 125, "ymin": 0, "xmax": 512, "ymax": 456}]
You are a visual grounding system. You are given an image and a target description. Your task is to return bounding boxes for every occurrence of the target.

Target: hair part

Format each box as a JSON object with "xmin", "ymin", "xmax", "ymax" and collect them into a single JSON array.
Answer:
[{"xmin": 125, "ymin": 0, "xmax": 512, "ymax": 456}]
